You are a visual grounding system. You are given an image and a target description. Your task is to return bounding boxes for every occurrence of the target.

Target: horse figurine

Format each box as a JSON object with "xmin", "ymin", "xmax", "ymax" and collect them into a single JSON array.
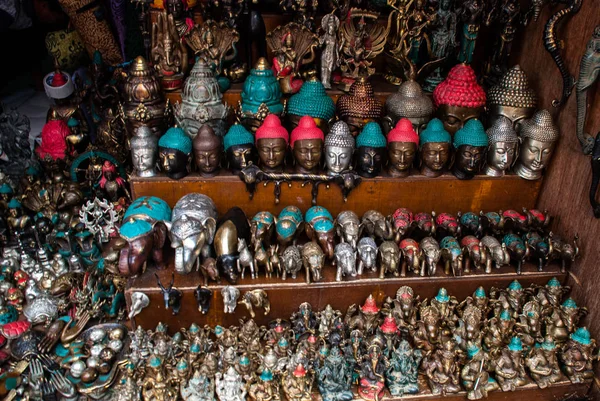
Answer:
[
  {"xmin": 237, "ymin": 238, "xmax": 256, "ymax": 279},
  {"xmin": 238, "ymin": 289, "xmax": 271, "ymax": 318}
]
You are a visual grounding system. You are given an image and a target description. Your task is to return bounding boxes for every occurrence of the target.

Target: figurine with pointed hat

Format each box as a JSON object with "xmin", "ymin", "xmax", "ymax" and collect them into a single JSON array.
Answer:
[
  {"xmin": 336, "ymin": 77, "xmax": 383, "ymax": 137},
  {"xmin": 159, "ymin": 127, "xmax": 192, "ymax": 180},
  {"xmin": 485, "ymin": 116, "xmax": 518, "ymax": 177},
  {"xmin": 452, "ymin": 119, "xmax": 488, "ymax": 180},
  {"xmin": 419, "ymin": 119, "xmax": 452, "ymax": 177},
  {"xmin": 515, "ymin": 110, "xmax": 560, "ymax": 180},
  {"xmin": 355, "ymin": 122, "xmax": 386, "ymax": 178},
  {"xmin": 291, "ymin": 116, "xmax": 325, "ymax": 174},
  {"xmin": 494, "ymin": 336, "xmax": 528, "ymax": 391},
  {"xmin": 287, "ymin": 74, "xmax": 335, "ymax": 131},
  {"xmin": 488, "ymin": 65, "xmax": 537, "ymax": 129},
  {"xmin": 255, "ymin": 114, "xmax": 289, "ymax": 172},
  {"xmin": 224, "ymin": 124, "xmax": 258, "ymax": 174},
  {"xmin": 560, "ymin": 327, "xmax": 596, "ymax": 384},
  {"xmin": 387, "ymin": 118, "xmax": 419, "ymax": 177}
]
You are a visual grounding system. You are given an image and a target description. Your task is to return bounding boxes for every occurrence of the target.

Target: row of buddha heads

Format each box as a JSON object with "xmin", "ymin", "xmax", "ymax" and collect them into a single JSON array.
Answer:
[{"xmin": 131, "ymin": 106, "xmax": 559, "ymax": 181}]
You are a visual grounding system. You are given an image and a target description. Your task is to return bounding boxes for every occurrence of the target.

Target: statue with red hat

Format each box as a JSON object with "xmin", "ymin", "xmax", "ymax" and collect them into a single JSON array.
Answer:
[{"xmin": 282, "ymin": 363, "xmax": 313, "ymax": 401}]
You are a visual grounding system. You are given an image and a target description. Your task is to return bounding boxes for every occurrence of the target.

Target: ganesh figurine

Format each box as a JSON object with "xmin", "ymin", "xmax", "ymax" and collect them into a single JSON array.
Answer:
[
  {"xmin": 384, "ymin": 75, "xmax": 433, "ymax": 134},
  {"xmin": 485, "ymin": 116, "xmax": 518, "ymax": 177},
  {"xmin": 422, "ymin": 338, "xmax": 461, "ymax": 395},
  {"xmin": 461, "ymin": 345, "xmax": 499, "ymax": 400},
  {"xmin": 452, "ymin": 119, "xmax": 488, "ymax": 180},
  {"xmin": 336, "ymin": 78, "xmax": 384, "ymax": 137},
  {"xmin": 487, "ymin": 65, "xmax": 537, "ymax": 129},
  {"xmin": 324, "ymin": 121, "xmax": 355, "ymax": 176},
  {"xmin": 316, "ymin": 347, "xmax": 353, "ymax": 401},
  {"xmin": 158, "ymin": 127, "xmax": 192, "ymax": 180},
  {"xmin": 291, "ymin": 116, "xmax": 325, "ymax": 174},
  {"xmin": 493, "ymin": 337, "xmax": 529, "ymax": 391},
  {"xmin": 559, "ymin": 327, "xmax": 596, "ymax": 384},
  {"xmin": 387, "ymin": 119, "xmax": 419, "ymax": 177},
  {"xmin": 514, "ymin": 110, "xmax": 560, "ymax": 180},
  {"xmin": 433, "ymin": 63, "xmax": 486, "ymax": 136},
  {"xmin": 419, "ymin": 119, "xmax": 452, "ymax": 177},
  {"xmin": 248, "ymin": 369, "xmax": 280, "ymax": 401},
  {"xmin": 192, "ymin": 125, "xmax": 222, "ymax": 177},
  {"xmin": 282, "ymin": 364, "xmax": 313, "ymax": 401},
  {"xmin": 287, "ymin": 74, "xmax": 336, "ymax": 131},
  {"xmin": 151, "ymin": 10, "xmax": 189, "ymax": 91},
  {"xmin": 355, "ymin": 122, "xmax": 386, "ymax": 178},
  {"xmin": 385, "ymin": 339, "xmax": 422, "ymax": 396},
  {"xmin": 358, "ymin": 343, "xmax": 387, "ymax": 401},
  {"xmin": 223, "ymin": 124, "xmax": 258, "ymax": 174},
  {"xmin": 131, "ymin": 126, "xmax": 159, "ymax": 177},
  {"xmin": 526, "ymin": 337, "xmax": 562, "ymax": 389},
  {"xmin": 255, "ymin": 114, "xmax": 289, "ymax": 173},
  {"xmin": 216, "ymin": 366, "xmax": 246, "ymax": 401}
]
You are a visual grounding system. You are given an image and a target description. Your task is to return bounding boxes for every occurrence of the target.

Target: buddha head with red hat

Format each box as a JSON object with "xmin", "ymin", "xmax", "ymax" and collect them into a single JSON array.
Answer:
[
  {"xmin": 433, "ymin": 64, "xmax": 486, "ymax": 136},
  {"xmin": 255, "ymin": 114, "xmax": 289, "ymax": 172},
  {"xmin": 291, "ymin": 116, "xmax": 324, "ymax": 173},
  {"xmin": 387, "ymin": 118, "xmax": 419, "ymax": 177}
]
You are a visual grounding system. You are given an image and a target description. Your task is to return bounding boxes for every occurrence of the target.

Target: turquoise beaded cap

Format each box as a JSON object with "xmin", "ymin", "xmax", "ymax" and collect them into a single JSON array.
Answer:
[
  {"xmin": 453, "ymin": 119, "xmax": 488, "ymax": 148},
  {"xmin": 508, "ymin": 337, "xmax": 523, "ymax": 351},
  {"xmin": 159, "ymin": 127, "xmax": 192, "ymax": 155},
  {"xmin": 288, "ymin": 80, "xmax": 335, "ymax": 120},
  {"xmin": 570, "ymin": 327, "xmax": 592, "ymax": 345},
  {"xmin": 0, "ymin": 183, "xmax": 13, "ymax": 194},
  {"xmin": 224, "ymin": 124, "xmax": 254, "ymax": 151},
  {"xmin": 305, "ymin": 206, "xmax": 334, "ymax": 223},
  {"xmin": 420, "ymin": 118, "xmax": 451, "ymax": 146},
  {"xmin": 356, "ymin": 122, "xmax": 386, "ymax": 148}
]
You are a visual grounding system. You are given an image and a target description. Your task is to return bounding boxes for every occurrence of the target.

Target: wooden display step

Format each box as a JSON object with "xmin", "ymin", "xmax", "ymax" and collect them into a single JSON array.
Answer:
[
  {"xmin": 125, "ymin": 261, "xmax": 566, "ymax": 331},
  {"xmin": 130, "ymin": 172, "xmax": 542, "ymax": 216}
]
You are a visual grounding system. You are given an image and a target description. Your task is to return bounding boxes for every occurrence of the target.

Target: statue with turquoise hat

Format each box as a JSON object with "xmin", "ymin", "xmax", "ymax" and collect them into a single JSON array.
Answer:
[
  {"xmin": 419, "ymin": 118, "xmax": 452, "ymax": 177},
  {"xmin": 516, "ymin": 300, "xmax": 543, "ymax": 349},
  {"xmin": 560, "ymin": 327, "xmax": 596, "ymax": 383},
  {"xmin": 355, "ymin": 122, "xmax": 387, "ymax": 178},
  {"xmin": 431, "ymin": 287, "xmax": 458, "ymax": 321},
  {"xmin": 526, "ymin": 336, "xmax": 562, "ymax": 389},
  {"xmin": 223, "ymin": 124, "xmax": 258, "ymax": 174},
  {"xmin": 461, "ymin": 344, "xmax": 499, "ymax": 400},
  {"xmin": 484, "ymin": 309, "xmax": 514, "ymax": 353},
  {"xmin": 493, "ymin": 336, "xmax": 528, "ymax": 391},
  {"xmin": 535, "ymin": 277, "xmax": 569, "ymax": 308},
  {"xmin": 181, "ymin": 370, "xmax": 215, "ymax": 401},
  {"xmin": 117, "ymin": 196, "xmax": 171, "ymax": 276},
  {"xmin": 452, "ymin": 119, "xmax": 488, "ymax": 180},
  {"xmin": 287, "ymin": 74, "xmax": 335, "ymax": 131},
  {"xmin": 159, "ymin": 127, "xmax": 192, "ymax": 180},
  {"xmin": 248, "ymin": 368, "xmax": 280, "ymax": 401},
  {"xmin": 546, "ymin": 297, "xmax": 588, "ymax": 343}
]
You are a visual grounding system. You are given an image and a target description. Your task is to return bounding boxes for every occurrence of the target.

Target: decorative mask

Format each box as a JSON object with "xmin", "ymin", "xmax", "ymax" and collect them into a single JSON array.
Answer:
[
  {"xmin": 223, "ymin": 124, "xmax": 257, "ymax": 174},
  {"xmin": 387, "ymin": 118, "xmax": 419, "ymax": 177},
  {"xmin": 287, "ymin": 77, "xmax": 335, "ymax": 131},
  {"xmin": 324, "ymin": 121, "xmax": 355, "ymax": 175},
  {"xmin": 433, "ymin": 64, "xmax": 486, "ymax": 136},
  {"xmin": 336, "ymin": 78, "xmax": 383, "ymax": 137},
  {"xmin": 452, "ymin": 119, "xmax": 488, "ymax": 180},
  {"xmin": 255, "ymin": 114, "xmax": 289, "ymax": 172},
  {"xmin": 419, "ymin": 119, "xmax": 451, "ymax": 177},
  {"xmin": 193, "ymin": 124, "xmax": 222, "ymax": 177},
  {"xmin": 514, "ymin": 110, "xmax": 559, "ymax": 180},
  {"xmin": 131, "ymin": 126, "xmax": 158, "ymax": 177},
  {"xmin": 355, "ymin": 122, "xmax": 386, "ymax": 178},
  {"xmin": 485, "ymin": 116, "xmax": 518, "ymax": 177},
  {"xmin": 291, "ymin": 116, "xmax": 325, "ymax": 173},
  {"xmin": 385, "ymin": 78, "xmax": 433, "ymax": 134},
  {"xmin": 487, "ymin": 65, "xmax": 537, "ymax": 130},
  {"xmin": 240, "ymin": 58, "xmax": 284, "ymax": 132},
  {"xmin": 158, "ymin": 127, "xmax": 192, "ymax": 180}
]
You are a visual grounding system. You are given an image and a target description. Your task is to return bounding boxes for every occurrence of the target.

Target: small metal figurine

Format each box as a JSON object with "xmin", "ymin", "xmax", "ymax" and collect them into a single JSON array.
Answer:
[
  {"xmin": 129, "ymin": 291, "xmax": 150, "ymax": 319},
  {"xmin": 195, "ymin": 286, "xmax": 213, "ymax": 314},
  {"xmin": 461, "ymin": 344, "xmax": 499, "ymax": 400},
  {"xmin": 379, "ymin": 241, "xmax": 401, "ymax": 279},
  {"xmin": 158, "ymin": 127, "xmax": 192, "ymax": 180},
  {"xmin": 267, "ymin": 23, "xmax": 319, "ymax": 94},
  {"xmin": 255, "ymin": 115, "xmax": 289, "ymax": 173},
  {"xmin": 280, "ymin": 0, "xmax": 318, "ymax": 31},
  {"xmin": 324, "ymin": 121, "xmax": 355, "ymax": 175},
  {"xmin": 151, "ymin": 10, "xmax": 189, "ymax": 91},
  {"xmin": 422, "ymin": 337, "xmax": 461, "ymax": 395},
  {"xmin": 576, "ymin": 26, "xmax": 600, "ymax": 154},
  {"xmin": 547, "ymin": 233, "xmax": 579, "ymax": 272},
  {"xmin": 559, "ymin": 327, "xmax": 596, "ymax": 383},
  {"xmin": 305, "ymin": 206, "xmax": 336, "ymax": 260},
  {"xmin": 420, "ymin": 236, "xmax": 441, "ymax": 276},
  {"xmin": 291, "ymin": 116, "xmax": 325, "ymax": 174},
  {"xmin": 181, "ymin": 370, "xmax": 216, "ymax": 401},
  {"xmin": 224, "ymin": 124, "xmax": 258, "ymax": 174},
  {"xmin": 493, "ymin": 336, "xmax": 528, "ymax": 391},
  {"xmin": 355, "ymin": 122, "xmax": 386, "ymax": 178},
  {"xmin": 526, "ymin": 336, "xmax": 562, "ymax": 389},
  {"xmin": 282, "ymin": 364, "xmax": 314, "ymax": 401},
  {"xmin": 316, "ymin": 346, "xmax": 353, "ymax": 401},
  {"xmin": 514, "ymin": 110, "xmax": 560, "ymax": 181},
  {"xmin": 165, "ymin": 0, "xmax": 193, "ymax": 39},
  {"xmin": 419, "ymin": 119, "xmax": 452, "ymax": 177},
  {"xmin": 361, "ymin": 210, "xmax": 394, "ymax": 241},
  {"xmin": 174, "ymin": 60, "xmax": 230, "ymax": 138},
  {"xmin": 287, "ymin": 74, "xmax": 336, "ymax": 131},
  {"xmin": 214, "ymin": 207, "xmax": 251, "ymax": 283},
  {"xmin": 433, "ymin": 63, "xmax": 486, "ymax": 136},
  {"xmin": 441, "ymin": 236, "xmax": 464, "ymax": 276},
  {"xmin": 248, "ymin": 369, "xmax": 280, "ymax": 401},
  {"xmin": 276, "ymin": 206, "xmax": 304, "ymax": 249},
  {"xmin": 357, "ymin": 237, "xmax": 378, "ymax": 274},
  {"xmin": 485, "ymin": 116, "xmax": 518, "ymax": 177},
  {"xmin": 302, "ymin": 241, "xmax": 325, "ymax": 283},
  {"xmin": 281, "ymin": 245, "xmax": 303, "ymax": 280},
  {"xmin": 335, "ymin": 210, "xmax": 360, "ymax": 249},
  {"xmin": 423, "ymin": 0, "xmax": 458, "ymax": 91},
  {"xmin": 546, "ymin": 297, "xmax": 587, "ymax": 342},
  {"xmin": 193, "ymin": 125, "xmax": 223, "ymax": 177},
  {"xmin": 457, "ymin": 0, "xmax": 484, "ymax": 64},
  {"xmin": 319, "ymin": 14, "xmax": 341, "ymax": 89},
  {"xmin": 221, "ymin": 286, "xmax": 241, "ymax": 313},
  {"xmin": 385, "ymin": 339, "xmax": 422, "ymax": 396},
  {"xmin": 156, "ymin": 273, "xmax": 183, "ymax": 315},
  {"xmin": 336, "ymin": 78, "xmax": 384, "ymax": 137},
  {"xmin": 131, "ymin": 126, "xmax": 159, "ymax": 178},
  {"xmin": 238, "ymin": 289, "xmax": 271, "ymax": 318},
  {"xmin": 345, "ymin": 295, "xmax": 381, "ymax": 334},
  {"xmin": 358, "ymin": 343, "xmax": 387, "ymax": 401},
  {"xmin": 169, "ymin": 193, "xmax": 218, "ymax": 275},
  {"xmin": 386, "ymin": 119, "xmax": 419, "ymax": 178},
  {"xmin": 216, "ymin": 366, "xmax": 247, "ymax": 401},
  {"xmin": 452, "ymin": 119, "xmax": 488, "ymax": 180},
  {"xmin": 487, "ymin": 65, "xmax": 538, "ymax": 129}
]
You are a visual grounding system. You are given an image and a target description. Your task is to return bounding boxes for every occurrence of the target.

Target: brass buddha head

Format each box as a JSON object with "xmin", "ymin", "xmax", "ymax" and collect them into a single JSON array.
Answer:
[
  {"xmin": 487, "ymin": 65, "xmax": 537, "ymax": 130},
  {"xmin": 193, "ymin": 124, "xmax": 222, "ymax": 177},
  {"xmin": 387, "ymin": 118, "xmax": 419, "ymax": 177},
  {"xmin": 158, "ymin": 127, "xmax": 192, "ymax": 180},
  {"xmin": 419, "ymin": 119, "xmax": 452, "ymax": 177},
  {"xmin": 385, "ymin": 78, "xmax": 433, "ymax": 134},
  {"xmin": 131, "ymin": 126, "xmax": 158, "ymax": 178},
  {"xmin": 291, "ymin": 116, "xmax": 325, "ymax": 174},
  {"xmin": 485, "ymin": 116, "xmax": 518, "ymax": 177},
  {"xmin": 223, "ymin": 124, "xmax": 257, "ymax": 174},
  {"xmin": 452, "ymin": 119, "xmax": 488, "ymax": 180},
  {"xmin": 255, "ymin": 114, "xmax": 289, "ymax": 172},
  {"xmin": 324, "ymin": 121, "xmax": 355, "ymax": 175},
  {"xmin": 514, "ymin": 110, "xmax": 559, "ymax": 180},
  {"xmin": 336, "ymin": 78, "xmax": 383, "ymax": 137}
]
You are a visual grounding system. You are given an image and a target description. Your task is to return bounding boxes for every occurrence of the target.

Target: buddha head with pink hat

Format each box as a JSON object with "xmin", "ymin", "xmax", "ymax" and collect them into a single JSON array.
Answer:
[
  {"xmin": 387, "ymin": 118, "xmax": 419, "ymax": 177},
  {"xmin": 255, "ymin": 114, "xmax": 289, "ymax": 172},
  {"xmin": 291, "ymin": 116, "xmax": 325, "ymax": 173}
]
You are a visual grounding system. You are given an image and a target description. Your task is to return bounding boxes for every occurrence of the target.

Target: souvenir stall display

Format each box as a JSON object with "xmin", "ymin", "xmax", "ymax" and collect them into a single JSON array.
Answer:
[{"xmin": 0, "ymin": 0, "xmax": 597, "ymax": 400}]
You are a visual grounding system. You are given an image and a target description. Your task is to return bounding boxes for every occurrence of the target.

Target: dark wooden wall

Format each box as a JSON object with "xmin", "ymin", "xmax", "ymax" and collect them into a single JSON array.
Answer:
[{"xmin": 513, "ymin": 0, "xmax": 600, "ymax": 375}]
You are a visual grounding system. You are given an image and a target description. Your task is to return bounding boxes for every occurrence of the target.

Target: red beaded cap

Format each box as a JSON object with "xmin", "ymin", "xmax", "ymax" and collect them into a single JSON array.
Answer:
[
  {"xmin": 361, "ymin": 294, "xmax": 380, "ymax": 314},
  {"xmin": 380, "ymin": 315, "xmax": 399, "ymax": 334},
  {"xmin": 290, "ymin": 116, "xmax": 324, "ymax": 147},
  {"xmin": 293, "ymin": 364, "xmax": 307, "ymax": 377},
  {"xmin": 433, "ymin": 64, "xmax": 486, "ymax": 108},
  {"xmin": 255, "ymin": 114, "xmax": 289, "ymax": 144},
  {"xmin": 36, "ymin": 120, "xmax": 70, "ymax": 160},
  {"xmin": 387, "ymin": 118, "xmax": 419, "ymax": 145}
]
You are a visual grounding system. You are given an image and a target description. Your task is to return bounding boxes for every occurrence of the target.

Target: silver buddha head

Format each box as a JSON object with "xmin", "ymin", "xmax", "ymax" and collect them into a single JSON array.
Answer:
[
  {"xmin": 324, "ymin": 121, "xmax": 355, "ymax": 175},
  {"xmin": 384, "ymin": 79, "xmax": 434, "ymax": 134},
  {"xmin": 485, "ymin": 116, "xmax": 518, "ymax": 177},
  {"xmin": 487, "ymin": 65, "xmax": 537, "ymax": 130},
  {"xmin": 131, "ymin": 126, "xmax": 158, "ymax": 177},
  {"xmin": 515, "ymin": 110, "xmax": 559, "ymax": 180}
]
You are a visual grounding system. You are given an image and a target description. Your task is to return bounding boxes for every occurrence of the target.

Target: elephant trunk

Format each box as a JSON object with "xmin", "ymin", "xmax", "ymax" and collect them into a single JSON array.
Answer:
[
  {"xmin": 576, "ymin": 77, "xmax": 594, "ymax": 154},
  {"xmin": 174, "ymin": 246, "xmax": 195, "ymax": 275}
]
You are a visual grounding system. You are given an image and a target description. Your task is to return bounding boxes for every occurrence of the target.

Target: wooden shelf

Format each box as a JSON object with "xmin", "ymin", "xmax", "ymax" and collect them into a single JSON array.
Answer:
[
  {"xmin": 126, "ymin": 259, "xmax": 566, "ymax": 330},
  {"xmin": 130, "ymin": 172, "xmax": 542, "ymax": 216}
]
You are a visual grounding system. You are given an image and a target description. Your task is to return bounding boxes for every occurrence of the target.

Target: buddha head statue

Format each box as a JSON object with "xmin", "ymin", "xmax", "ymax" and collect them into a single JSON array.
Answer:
[
  {"xmin": 419, "ymin": 118, "xmax": 452, "ymax": 177},
  {"xmin": 336, "ymin": 78, "xmax": 383, "ymax": 137},
  {"xmin": 324, "ymin": 121, "xmax": 355, "ymax": 175},
  {"xmin": 355, "ymin": 122, "xmax": 387, "ymax": 178},
  {"xmin": 291, "ymin": 116, "xmax": 325, "ymax": 174},
  {"xmin": 487, "ymin": 65, "xmax": 537, "ymax": 130},
  {"xmin": 433, "ymin": 64, "xmax": 486, "ymax": 136},
  {"xmin": 193, "ymin": 124, "xmax": 222, "ymax": 177},
  {"xmin": 514, "ymin": 110, "xmax": 559, "ymax": 180},
  {"xmin": 131, "ymin": 126, "xmax": 158, "ymax": 177},
  {"xmin": 240, "ymin": 58, "xmax": 284, "ymax": 132},
  {"xmin": 287, "ymin": 75, "xmax": 335, "ymax": 132},
  {"xmin": 452, "ymin": 119, "xmax": 488, "ymax": 180},
  {"xmin": 384, "ymin": 78, "xmax": 433, "ymax": 134},
  {"xmin": 387, "ymin": 118, "xmax": 419, "ymax": 177},
  {"xmin": 255, "ymin": 114, "xmax": 289, "ymax": 172},
  {"xmin": 158, "ymin": 127, "xmax": 192, "ymax": 180},
  {"xmin": 223, "ymin": 124, "xmax": 257, "ymax": 174},
  {"xmin": 485, "ymin": 116, "xmax": 518, "ymax": 177}
]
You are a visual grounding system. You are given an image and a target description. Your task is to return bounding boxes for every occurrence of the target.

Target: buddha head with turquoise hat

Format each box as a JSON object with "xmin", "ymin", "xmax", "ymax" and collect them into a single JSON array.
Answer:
[
  {"xmin": 223, "ymin": 123, "xmax": 258, "ymax": 174},
  {"xmin": 240, "ymin": 58, "xmax": 284, "ymax": 132},
  {"xmin": 419, "ymin": 118, "xmax": 451, "ymax": 177},
  {"xmin": 452, "ymin": 119, "xmax": 488, "ymax": 180},
  {"xmin": 287, "ymin": 75, "xmax": 335, "ymax": 131},
  {"xmin": 355, "ymin": 122, "xmax": 387, "ymax": 178},
  {"xmin": 158, "ymin": 127, "xmax": 192, "ymax": 180}
]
